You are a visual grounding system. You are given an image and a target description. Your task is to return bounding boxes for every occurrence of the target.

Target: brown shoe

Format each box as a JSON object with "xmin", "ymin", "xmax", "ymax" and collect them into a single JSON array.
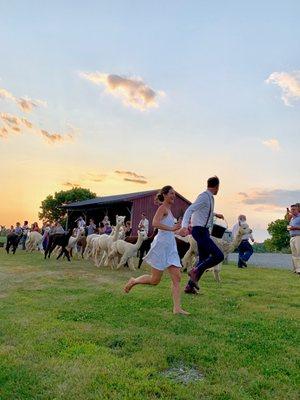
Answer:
[
  {"xmin": 188, "ymin": 268, "xmax": 200, "ymax": 290},
  {"xmin": 184, "ymin": 284, "xmax": 198, "ymax": 295}
]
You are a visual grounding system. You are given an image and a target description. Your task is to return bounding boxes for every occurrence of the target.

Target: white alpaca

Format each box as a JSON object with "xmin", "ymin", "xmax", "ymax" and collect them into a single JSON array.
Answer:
[
  {"xmin": 181, "ymin": 223, "xmax": 252, "ymax": 283},
  {"xmin": 25, "ymin": 231, "xmax": 43, "ymax": 252},
  {"xmin": 108, "ymin": 230, "xmax": 147, "ymax": 271},
  {"xmin": 66, "ymin": 227, "xmax": 85, "ymax": 256},
  {"xmin": 93, "ymin": 216, "xmax": 125, "ymax": 267},
  {"xmin": 83, "ymin": 233, "xmax": 100, "ymax": 260}
]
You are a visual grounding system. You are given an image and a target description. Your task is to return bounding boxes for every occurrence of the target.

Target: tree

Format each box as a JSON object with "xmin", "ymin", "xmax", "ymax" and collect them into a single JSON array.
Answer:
[
  {"xmin": 265, "ymin": 218, "xmax": 290, "ymax": 252},
  {"xmin": 39, "ymin": 187, "xmax": 96, "ymax": 223}
]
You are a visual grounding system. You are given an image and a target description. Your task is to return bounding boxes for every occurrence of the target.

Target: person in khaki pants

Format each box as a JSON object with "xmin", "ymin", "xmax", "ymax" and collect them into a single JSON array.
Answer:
[{"xmin": 288, "ymin": 204, "xmax": 300, "ymax": 274}]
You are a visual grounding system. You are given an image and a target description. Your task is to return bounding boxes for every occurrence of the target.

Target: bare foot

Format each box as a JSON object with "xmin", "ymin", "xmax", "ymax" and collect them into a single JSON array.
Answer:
[
  {"xmin": 124, "ymin": 277, "xmax": 136, "ymax": 293},
  {"xmin": 173, "ymin": 308, "xmax": 190, "ymax": 315}
]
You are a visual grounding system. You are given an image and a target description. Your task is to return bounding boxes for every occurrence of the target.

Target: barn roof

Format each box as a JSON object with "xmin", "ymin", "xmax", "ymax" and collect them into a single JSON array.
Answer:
[{"xmin": 62, "ymin": 189, "xmax": 190, "ymax": 209}]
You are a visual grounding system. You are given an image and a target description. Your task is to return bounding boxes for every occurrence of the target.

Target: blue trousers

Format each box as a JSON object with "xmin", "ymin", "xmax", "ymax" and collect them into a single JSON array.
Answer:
[
  {"xmin": 188, "ymin": 226, "xmax": 224, "ymax": 284},
  {"xmin": 238, "ymin": 240, "xmax": 253, "ymax": 264}
]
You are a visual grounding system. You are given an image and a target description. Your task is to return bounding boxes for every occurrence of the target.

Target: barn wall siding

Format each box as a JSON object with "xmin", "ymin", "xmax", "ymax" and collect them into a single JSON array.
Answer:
[{"xmin": 131, "ymin": 193, "xmax": 190, "ymax": 235}]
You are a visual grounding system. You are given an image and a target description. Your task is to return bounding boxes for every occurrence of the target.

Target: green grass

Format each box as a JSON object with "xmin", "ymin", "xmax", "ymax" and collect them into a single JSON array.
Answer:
[{"xmin": 0, "ymin": 249, "xmax": 299, "ymax": 400}]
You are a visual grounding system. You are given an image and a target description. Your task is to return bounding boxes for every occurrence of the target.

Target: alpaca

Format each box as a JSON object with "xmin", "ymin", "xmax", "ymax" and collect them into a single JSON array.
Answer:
[
  {"xmin": 125, "ymin": 230, "xmax": 158, "ymax": 268},
  {"xmin": 83, "ymin": 233, "xmax": 100, "ymax": 260},
  {"xmin": 5, "ymin": 233, "xmax": 22, "ymax": 254},
  {"xmin": 93, "ymin": 216, "xmax": 125, "ymax": 267},
  {"xmin": 66, "ymin": 227, "xmax": 85, "ymax": 255},
  {"xmin": 44, "ymin": 229, "xmax": 74, "ymax": 261},
  {"xmin": 25, "ymin": 231, "xmax": 43, "ymax": 252},
  {"xmin": 180, "ymin": 223, "xmax": 252, "ymax": 283},
  {"xmin": 108, "ymin": 230, "xmax": 148, "ymax": 270}
]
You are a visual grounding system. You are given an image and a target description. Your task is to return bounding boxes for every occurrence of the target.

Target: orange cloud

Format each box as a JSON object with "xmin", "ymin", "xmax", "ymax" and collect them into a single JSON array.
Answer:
[
  {"xmin": 0, "ymin": 87, "xmax": 46, "ymax": 112},
  {"xmin": 79, "ymin": 71, "xmax": 164, "ymax": 110},
  {"xmin": 115, "ymin": 170, "xmax": 146, "ymax": 179},
  {"xmin": 0, "ymin": 112, "xmax": 73, "ymax": 144},
  {"xmin": 124, "ymin": 178, "xmax": 148, "ymax": 184},
  {"xmin": 62, "ymin": 182, "xmax": 81, "ymax": 188}
]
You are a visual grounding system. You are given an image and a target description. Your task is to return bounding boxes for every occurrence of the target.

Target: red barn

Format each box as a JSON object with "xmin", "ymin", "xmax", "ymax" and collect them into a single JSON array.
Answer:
[{"xmin": 63, "ymin": 189, "xmax": 191, "ymax": 234}]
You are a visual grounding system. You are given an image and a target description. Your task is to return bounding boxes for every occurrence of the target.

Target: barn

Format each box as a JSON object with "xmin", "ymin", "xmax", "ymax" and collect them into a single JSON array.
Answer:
[{"xmin": 63, "ymin": 189, "xmax": 191, "ymax": 235}]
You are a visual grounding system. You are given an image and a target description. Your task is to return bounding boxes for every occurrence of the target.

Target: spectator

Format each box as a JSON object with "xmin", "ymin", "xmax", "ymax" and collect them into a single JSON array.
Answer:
[
  {"xmin": 14, "ymin": 222, "xmax": 22, "ymax": 236},
  {"xmin": 287, "ymin": 204, "xmax": 300, "ymax": 274},
  {"xmin": 232, "ymin": 215, "xmax": 254, "ymax": 268},
  {"xmin": 98, "ymin": 222, "xmax": 106, "ymax": 234},
  {"xmin": 285, "ymin": 203, "xmax": 300, "ymax": 222},
  {"xmin": 104, "ymin": 223, "xmax": 112, "ymax": 235},
  {"xmin": 42, "ymin": 223, "xmax": 51, "ymax": 250},
  {"xmin": 87, "ymin": 218, "xmax": 96, "ymax": 236},
  {"xmin": 20, "ymin": 220, "xmax": 30, "ymax": 249},
  {"xmin": 32, "ymin": 222, "xmax": 40, "ymax": 232},
  {"xmin": 138, "ymin": 213, "xmax": 149, "ymax": 235},
  {"xmin": 124, "ymin": 220, "xmax": 132, "ymax": 237},
  {"xmin": 102, "ymin": 215, "xmax": 111, "ymax": 226},
  {"xmin": 51, "ymin": 221, "xmax": 65, "ymax": 235},
  {"xmin": 75, "ymin": 216, "xmax": 86, "ymax": 229}
]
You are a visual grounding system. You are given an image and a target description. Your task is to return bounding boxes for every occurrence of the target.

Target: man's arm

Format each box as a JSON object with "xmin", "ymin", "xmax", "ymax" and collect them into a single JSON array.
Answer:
[{"xmin": 181, "ymin": 193, "xmax": 206, "ymax": 229}]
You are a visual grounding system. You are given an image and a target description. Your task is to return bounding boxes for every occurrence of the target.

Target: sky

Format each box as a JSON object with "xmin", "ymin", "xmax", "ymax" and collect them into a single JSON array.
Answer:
[{"xmin": 0, "ymin": 0, "xmax": 299, "ymax": 241}]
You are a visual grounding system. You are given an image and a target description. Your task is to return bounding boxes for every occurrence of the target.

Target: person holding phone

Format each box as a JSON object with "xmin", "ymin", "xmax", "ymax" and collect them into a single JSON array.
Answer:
[{"xmin": 288, "ymin": 204, "xmax": 300, "ymax": 274}]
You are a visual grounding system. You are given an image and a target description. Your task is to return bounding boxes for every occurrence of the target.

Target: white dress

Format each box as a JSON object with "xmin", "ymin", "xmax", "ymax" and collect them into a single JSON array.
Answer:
[{"xmin": 143, "ymin": 210, "xmax": 181, "ymax": 271}]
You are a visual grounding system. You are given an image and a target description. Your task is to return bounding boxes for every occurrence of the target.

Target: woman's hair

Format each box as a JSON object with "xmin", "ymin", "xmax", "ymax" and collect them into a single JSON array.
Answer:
[{"xmin": 155, "ymin": 185, "xmax": 173, "ymax": 203}]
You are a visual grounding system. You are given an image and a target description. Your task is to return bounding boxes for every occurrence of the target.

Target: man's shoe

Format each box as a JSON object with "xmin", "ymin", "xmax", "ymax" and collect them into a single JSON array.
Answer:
[
  {"xmin": 188, "ymin": 268, "xmax": 200, "ymax": 290},
  {"xmin": 242, "ymin": 260, "xmax": 247, "ymax": 267},
  {"xmin": 184, "ymin": 284, "xmax": 198, "ymax": 295}
]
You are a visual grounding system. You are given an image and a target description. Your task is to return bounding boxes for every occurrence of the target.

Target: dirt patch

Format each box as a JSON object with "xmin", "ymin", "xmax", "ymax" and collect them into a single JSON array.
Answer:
[{"xmin": 160, "ymin": 363, "xmax": 204, "ymax": 384}]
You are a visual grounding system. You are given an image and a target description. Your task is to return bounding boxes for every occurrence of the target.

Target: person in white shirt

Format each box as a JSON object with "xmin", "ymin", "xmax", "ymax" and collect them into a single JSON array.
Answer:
[
  {"xmin": 76, "ymin": 216, "xmax": 86, "ymax": 229},
  {"xmin": 178, "ymin": 176, "xmax": 225, "ymax": 294},
  {"xmin": 138, "ymin": 213, "xmax": 149, "ymax": 235},
  {"xmin": 232, "ymin": 215, "xmax": 254, "ymax": 268}
]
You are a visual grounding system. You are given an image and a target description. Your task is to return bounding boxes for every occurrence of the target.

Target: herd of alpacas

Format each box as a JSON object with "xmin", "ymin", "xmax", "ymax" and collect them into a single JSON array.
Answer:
[{"xmin": 5, "ymin": 215, "xmax": 252, "ymax": 283}]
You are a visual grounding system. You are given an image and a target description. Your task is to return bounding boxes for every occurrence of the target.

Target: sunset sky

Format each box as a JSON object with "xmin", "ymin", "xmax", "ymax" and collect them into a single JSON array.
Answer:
[{"xmin": 1, "ymin": 1, "xmax": 300, "ymax": 241}]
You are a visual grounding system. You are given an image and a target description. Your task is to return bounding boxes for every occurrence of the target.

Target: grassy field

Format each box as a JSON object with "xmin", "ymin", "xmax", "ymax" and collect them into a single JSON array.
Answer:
[{"xmin": 0, "ymin": 249, "xmax": 299, "ymax": 400}]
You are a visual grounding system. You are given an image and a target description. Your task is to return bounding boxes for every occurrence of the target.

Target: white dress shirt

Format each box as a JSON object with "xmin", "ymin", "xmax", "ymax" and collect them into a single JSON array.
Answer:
[{"xmin": 182, "ymin": 190, "xmax": 214, "ymax": 228}]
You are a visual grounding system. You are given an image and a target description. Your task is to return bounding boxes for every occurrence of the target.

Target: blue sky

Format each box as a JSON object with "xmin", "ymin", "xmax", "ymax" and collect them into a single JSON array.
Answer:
[{"xmin": 0, "ymin": 1, "xmax": 300, "ymax": 240}]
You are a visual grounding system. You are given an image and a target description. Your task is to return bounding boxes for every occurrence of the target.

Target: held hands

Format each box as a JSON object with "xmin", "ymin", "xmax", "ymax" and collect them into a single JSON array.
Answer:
[
  {"xmin": 172, "ymin": 222, "xmax": 182, "ymax": 232},
  {"xmin": 176, "ymin": 227, "xmax": 189, "ymax": 236}
]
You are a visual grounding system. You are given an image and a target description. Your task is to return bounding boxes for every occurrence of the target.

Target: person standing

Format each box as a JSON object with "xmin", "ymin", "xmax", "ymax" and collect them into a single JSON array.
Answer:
[
  {"xmin": 138, "ymin": 213, "xmax": 149, "ymax": 235},
  {"xmin": 288, "ymin": 204, "xmax": 300, "ymax": 274},
  {"xmin": 76, "ymin": 216, "xmax": 86, "ymax": 229},
  {"xmin": 124, "ymin": 185, "xmax": 189, "ymax": 315},
  {"xmin": 20, "ymin": 220, "xmax": 29, "ymax": 250},
  {"xmin": 232, "ymin": 215, "xmax": 254, "ymax": 268},
  {"xmin": 87, "ymin": 218, "xmax": 96, "ymax": 236},
  {"xmin": 178, "ymin": 176, "xmax": 225, "ymax": 294},
  {"xmin": 124, "ymin": 220, "xmax": 132, "ymax": 237}
]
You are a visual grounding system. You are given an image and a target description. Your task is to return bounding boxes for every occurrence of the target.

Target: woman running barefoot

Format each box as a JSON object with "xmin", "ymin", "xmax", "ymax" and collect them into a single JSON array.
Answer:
[{"xmin": 124, "ymin": 186, "xmax": 189, "ymax": 315}]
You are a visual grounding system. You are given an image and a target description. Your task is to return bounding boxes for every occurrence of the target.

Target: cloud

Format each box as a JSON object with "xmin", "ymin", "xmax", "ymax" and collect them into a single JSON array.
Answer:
[
  {"xmin": 85, "ymin": 173, "xmax": 107, "ymax": 182},
  {"xmin": 0, "ymin": 112, "xmax": 73, "ymax": 144},
  {"xmin": 124, "ymin": 178, "xmax": 148, "ymax": 184},
  {"xmin": 238, "ymin": 189, "xmax": 300, "ymax": 208},
  {"xmin": 266, "ymin": 71, "xmax": 300, "ymax": 106},
  {"xmin": 0, "ymin": 87, "xmax": 46, "ymax": 112},
  {"xmin": 62, "ymin": 182, "xmax": 80, "ymax": 188},
  {"xmin": 114, "ymin": 170, "xmax": 148, "ymax": 184},
  {"xmin": 261, "ymin": 138, "xmax": 281, "ymax": 151},
  {"xmin": 79, "ymin": 71, "xmax": 164, "ymax": 110},
  {"xmin": 115, "ymin": 170, "xmax": 146, "ymax": 179}
]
